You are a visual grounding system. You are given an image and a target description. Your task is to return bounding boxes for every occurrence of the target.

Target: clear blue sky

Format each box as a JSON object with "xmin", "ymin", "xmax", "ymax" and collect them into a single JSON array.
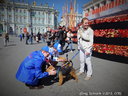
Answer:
[{"xmin": 13, "ymin": 0, "xmax": 92, "ymax": 22}]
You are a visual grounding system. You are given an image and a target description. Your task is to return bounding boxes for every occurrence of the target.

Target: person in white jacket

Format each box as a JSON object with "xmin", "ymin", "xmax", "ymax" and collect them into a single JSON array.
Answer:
[{"xmin": 77, "ymin": 17, "xmax": 94, "ymax": 80}]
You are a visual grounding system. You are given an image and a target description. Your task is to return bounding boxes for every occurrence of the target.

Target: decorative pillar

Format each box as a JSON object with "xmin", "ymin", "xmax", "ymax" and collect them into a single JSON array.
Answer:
[
  {"xmin": 5, "ymin": 6, "xmax": 8, "ymax": 33},
  {"xmin": 44, "ymin": 11, "xmax": 47, "ymax": 25},
  {"xmin": 51, "ymin": 12, "xmax": 54, "ymax": 26},
  {"xmin": 12, "ymin": 7, "xmax": 16, "ymax": 35},
  {"xmin": 27, "ymin": 7, "xmax": 31, "ymax": 33}
]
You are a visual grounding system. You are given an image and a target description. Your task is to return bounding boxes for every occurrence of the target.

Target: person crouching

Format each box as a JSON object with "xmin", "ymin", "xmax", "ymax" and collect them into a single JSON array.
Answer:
[{"xmin": 15, "ymin": 49, "xmax": 56, "ymax": 89}]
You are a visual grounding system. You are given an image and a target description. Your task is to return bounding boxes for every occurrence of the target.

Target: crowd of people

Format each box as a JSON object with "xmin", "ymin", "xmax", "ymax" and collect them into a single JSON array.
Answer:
[
  {"xmin": 16, "ymin": 17, "xmax": 94, "ymax": 89},
  {"xmin": 18, "ymin": 25, "xmax": 77, "ymax": 55},
  {"xmin": 19, "ymin": 32, "xmax": 43, "ymax": 45},
  {"xmin": 15, "ymin": 29, "xmax": 77, "ymax": 89}
]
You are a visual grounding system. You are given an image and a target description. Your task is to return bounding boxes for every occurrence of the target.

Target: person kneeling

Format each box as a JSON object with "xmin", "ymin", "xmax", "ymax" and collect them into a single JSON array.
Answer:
[{"xmin": 15, "ymin": 49, "xmax": 56, "ymax": 89}]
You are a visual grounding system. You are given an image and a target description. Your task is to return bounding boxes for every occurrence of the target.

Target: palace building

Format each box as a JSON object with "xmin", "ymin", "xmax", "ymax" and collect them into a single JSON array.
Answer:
[{"xmin": 0, "ymin": 1, "xmax": 58, "ymax": 35}]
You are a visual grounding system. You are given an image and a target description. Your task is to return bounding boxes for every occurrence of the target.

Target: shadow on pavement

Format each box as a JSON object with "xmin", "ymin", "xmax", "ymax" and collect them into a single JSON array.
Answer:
[
  {"xmin": 26, "ymin": 42, "xmax": 43, "ymax": 45},
  {"xmin": 92, "ymin": 51, "xmax": 128, "ymax": 64},
  {"xmin": 7, "ymin": 44, "xmax": 17, "ymax": 46},
  {"xmin": 39, "ymin": 76, "xmax": 57, "ymax": 86},
  {"xmin": 63, "ymin": 49, "xmax": 76, "ymax": 54}
]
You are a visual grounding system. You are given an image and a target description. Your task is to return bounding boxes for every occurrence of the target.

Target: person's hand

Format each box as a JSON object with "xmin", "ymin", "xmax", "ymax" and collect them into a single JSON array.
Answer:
[
  {"xmin": 57, "ymin": 58, "xmax": 66, "ymax": 62},
  {"xmin": 48, "ymin": 69, "xmax": 56, "ymax": 75},
  {"xmin": 85, "ymin": 52, "xmax": 90, "ymax": 56},
  {"xmin": 57, "ymin": 57, "xmax": 67, "ymax": 62}
]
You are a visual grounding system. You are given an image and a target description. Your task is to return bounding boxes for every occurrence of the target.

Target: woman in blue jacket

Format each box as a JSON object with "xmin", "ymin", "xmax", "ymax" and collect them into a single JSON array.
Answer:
[{"xmin": 16, "ymin": 49, "xmax": 56, "ymax": 88}]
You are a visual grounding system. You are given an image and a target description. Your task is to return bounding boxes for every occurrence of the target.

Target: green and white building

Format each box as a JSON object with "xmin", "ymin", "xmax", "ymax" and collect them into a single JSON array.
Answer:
[{"xmin": 0, "ymin": 1, "xmax": 58, "ymax": 35}]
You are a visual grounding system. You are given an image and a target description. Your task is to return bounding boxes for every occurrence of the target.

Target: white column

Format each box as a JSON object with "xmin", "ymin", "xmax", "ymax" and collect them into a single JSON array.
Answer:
[
  {"xmin": 44, "ymin": 12, "xmax": 47, "ymax": 25},
  {"xmin": 5, "ymin": 6, "xmax": 8, "ymax": 33},
  {"xmin": 12, "ymin": 7, "xmax": 16, "ymax": 34},
  {"xmin": 12, "ymin": 8, "xmax": 14, "ymax": 23},
  {"xmin": 27, "ymin": 9, "xmax": 30, "ymax": 33},
  {"xmin": 46, "ymin": 12, "xmax": 48, "ymax": 25},
  {"xmin": 51, "ymin": 13, "xmax": 54, "ymax": 26}
]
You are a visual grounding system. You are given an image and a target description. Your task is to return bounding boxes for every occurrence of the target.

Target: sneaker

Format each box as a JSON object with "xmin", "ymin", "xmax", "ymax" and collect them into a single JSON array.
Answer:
[
  {"xmin": 25, "ymin": 84, "xmax": 44, "ymax": 89},
  {"xmin": 84, "ymin": 76, "xmax": 91, "ymax": 80},
  {"xmin": 77, "ymin": 72, "xmax": 83, "ymax": 76}
]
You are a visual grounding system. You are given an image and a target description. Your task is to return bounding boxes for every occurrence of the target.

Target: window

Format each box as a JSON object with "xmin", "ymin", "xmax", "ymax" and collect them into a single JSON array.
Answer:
[
  {"xmin": 20, "ymin": 16, "xmax": 22, "ymax": 23},
  {"xmin": 0, "ymin": 14, "xmax": 4, "ymax": 21},
  {"xmin": 1, "ymin": 7, "xmax": 4, "ymax": 11},
  {"xmin": 8, "ymin": 15, "xmax": 12, "ymax": 22},
  {"xmin": 15, "ymin": 16, "xmax": 18, "ymax": 23},
  {"xmin": 15, "ymin": 8, "xmax": 18, "ymax": 12},
  {"xmin": 42, "ymin": 12, "xmax": 44, "ymax": 15},
  {"xmin": 32, "ymin": 18, "xmax": 34, "ymax": 24},
  {"xmin": 8, "ymin": 7, "xmax": 11, "ymax": 11},
  {"xmin": 96, "ymin": 4, "xmax": 100, "ymax": 8},
  {"xmin": 35, "ymin": 11, "xmax": 37, "ymax": 15},
  {"xmin": 24, "ymin": 16, "xmax": 26, "ymax": 23},
  {"xmin": 35, "ymin": 18, "xmax": 36, "ymax": 23},
  {"xmin": 101, "ymin": 1, "xmax": 106, "ymax": 5},
  {"xmin": 38, "ymin": 18, "xmax": 40, "ymax": 23},
  {"xmin": 48, "ymin": 18, "xmax": 51, "ymax": 24},
  {"xmin": 0, "ymin": 15, "xmax": 2, "ymax": 21},
  {"xmin": 19, "ymin": 9, "xmax": 22, "ymax": 13},
  {"xmin": 42, "ymin": 18, "xmax": 44, "ymax": 24},
  {"xmin": 24, "ymin": 9, "xmax": 26, "ymax": 13}
]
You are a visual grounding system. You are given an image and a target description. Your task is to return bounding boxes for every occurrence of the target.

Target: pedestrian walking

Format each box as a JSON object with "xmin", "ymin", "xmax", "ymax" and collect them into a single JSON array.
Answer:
[
  {"xmin": 26, "ymin": 32, "xmax": 29, "ymax": 45},
  {"xmin": 4, "ymin": 32, "xmax": 9, "ymax": 46},
  {"xmin": 19, "ymin": 33, "xmax": 23, "ymax": 41},
  {"xmin": 30, "ymin": 32, "xmax": 33, "ymax": 44}
]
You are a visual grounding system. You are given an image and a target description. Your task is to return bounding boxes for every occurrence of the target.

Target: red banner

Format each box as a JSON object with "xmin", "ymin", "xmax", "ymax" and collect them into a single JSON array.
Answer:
[
  {"xmin": 89, "ymin": 0, "xmax": 126, "ymax": 16},
  {"xmin": 23, "ymin": 28, "xmax": 27, "ymax": 33}
]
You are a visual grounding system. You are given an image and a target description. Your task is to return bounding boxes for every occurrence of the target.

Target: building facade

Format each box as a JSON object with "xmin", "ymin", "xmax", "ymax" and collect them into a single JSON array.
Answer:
[
  {"xmin": 0, "ymin": 1, "xmax": 58, "ymax": 35},
  {"xmin": 59, "ymin": 0, "xmax": 82, "ymax": 29},
  {"xmin": 83, "ymin": 0, "xmax": 128, "ymax": 20},
  {"xmin": 59, "ymin": 13, "xmax": 82, "ymax": 28}
]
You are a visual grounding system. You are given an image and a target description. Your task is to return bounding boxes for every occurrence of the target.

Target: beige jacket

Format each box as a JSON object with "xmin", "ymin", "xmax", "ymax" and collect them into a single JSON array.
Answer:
[{"xmin": 77, "ymin": 27, "xmax": 94, "ymax": 53}]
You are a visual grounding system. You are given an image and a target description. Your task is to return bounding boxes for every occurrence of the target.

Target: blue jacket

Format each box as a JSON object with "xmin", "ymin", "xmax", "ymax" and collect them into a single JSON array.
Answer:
[
  {"xmin": 16, "ymin": 51, "xmax": 49, "ymax": 85},
  {"xmin": 54, "ymin": 42, "xmax": 62, "ymax": 53}
]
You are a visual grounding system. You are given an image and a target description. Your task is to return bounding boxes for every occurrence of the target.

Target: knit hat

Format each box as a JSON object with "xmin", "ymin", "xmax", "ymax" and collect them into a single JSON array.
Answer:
[{"xmin": 41, "ymin": 46, "xmax": 49, "ymax": 53}]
